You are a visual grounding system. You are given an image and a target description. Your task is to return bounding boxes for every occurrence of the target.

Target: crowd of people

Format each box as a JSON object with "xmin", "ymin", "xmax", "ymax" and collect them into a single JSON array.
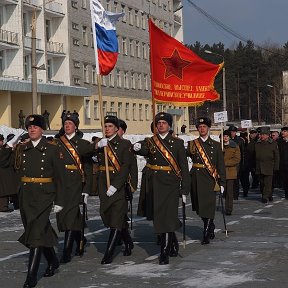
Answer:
[{"xmin": 0, "ymin": 111, "xmax": 288, "ymax": 288}]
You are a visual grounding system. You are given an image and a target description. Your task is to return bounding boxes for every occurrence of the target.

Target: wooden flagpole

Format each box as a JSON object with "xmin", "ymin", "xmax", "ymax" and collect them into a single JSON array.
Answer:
[{"xmin": 97, "ymin": 74, "xmax": 110, "ymax": 187}]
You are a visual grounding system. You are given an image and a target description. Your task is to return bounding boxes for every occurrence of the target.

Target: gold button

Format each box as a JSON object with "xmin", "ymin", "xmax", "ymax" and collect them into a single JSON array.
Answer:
[{"xmin": 41, "ymin": 167, "xmax": 44, "ymax": 170}]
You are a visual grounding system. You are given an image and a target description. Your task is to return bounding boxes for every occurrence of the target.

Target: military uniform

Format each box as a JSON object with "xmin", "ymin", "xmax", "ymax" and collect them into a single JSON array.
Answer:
[
  {"xmin": 278, "ymin": 128, "xmax": 288, "ymax": 198},
  {"xmin": 254, "ymin": 134, "xmax": 279, "ymax": 202}
]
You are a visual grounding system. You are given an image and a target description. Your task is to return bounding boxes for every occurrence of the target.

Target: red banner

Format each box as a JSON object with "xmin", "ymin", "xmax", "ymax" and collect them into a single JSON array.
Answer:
[{"xmin": 149, "ymin": 20, "xmax": 223, "ymax": 106}]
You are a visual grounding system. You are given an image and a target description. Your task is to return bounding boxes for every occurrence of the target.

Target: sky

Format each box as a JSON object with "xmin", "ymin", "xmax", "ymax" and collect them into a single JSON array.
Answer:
[{"xmin": 183, "ymin": 0, "xmax": 288, "ymax": 48}]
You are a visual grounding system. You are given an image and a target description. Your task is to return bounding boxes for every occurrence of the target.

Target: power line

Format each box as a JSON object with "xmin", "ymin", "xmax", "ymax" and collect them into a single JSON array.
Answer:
[{"xmin": 186, "ymin": 0, "xmax": 285, "ymax": 56}]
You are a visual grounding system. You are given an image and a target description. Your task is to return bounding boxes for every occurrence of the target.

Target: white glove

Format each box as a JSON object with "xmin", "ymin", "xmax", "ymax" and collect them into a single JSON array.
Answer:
[
  {"xmin": 98, "ymin": 138, "xmax": 108, "ymax": 148},
  {"xmin": 220, "ymin": 186, "xmax": 224, "ymax": 194},
  {"xmin": 106, "ymin": 185, "xmax": 117, "ymax": 197},
  {"xmin": 82, "ymin": 193, "xmax": 89, "ymax": 204},
  {"xmin": 53, "ymin": 205, "xmax": 63, "ymax": 213},
  {"xmin": 133, "ymin": 143, "xmax": 141, "ymax": 151},
  {"xmin": 182, "ymin": 195, "xmax": 187, "ymax": 204}
]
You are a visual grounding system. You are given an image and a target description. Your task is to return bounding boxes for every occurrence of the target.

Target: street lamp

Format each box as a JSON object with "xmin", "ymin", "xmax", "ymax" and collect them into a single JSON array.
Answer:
[
  {"xmin": 267, "ymin": 84, "xmax": 277, "ymax": 124},
  {"xmin": 204, "ymin": 50, "xmax": 226, "ymax": 113}
]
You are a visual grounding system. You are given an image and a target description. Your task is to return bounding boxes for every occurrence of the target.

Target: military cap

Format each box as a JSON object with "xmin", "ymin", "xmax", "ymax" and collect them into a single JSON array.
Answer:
[
  {"xmin": 20, "ymin": 133, "xmax": 29, "ymax": 142},
  {"xmin": 104, "ymin": 115, "xmax": 119, "ymax": 128},
  {"xmin": 195, "ymin": 117, "xmax": 211, "ymax": 128},
  {"xmin": 118, "ymin": 119, "xmax": 127, "ymax": 132},
  {"xmin": 228, "ymin": 125, "xmax": 238, "ymax": 132},
  {"xmin": 62, "ymin": 112, "xmax": 79, "ymax": 127},
  {"xmin": 0, "ymin": 134, "xmax": 4, "ymax": 141},
  {"xmin": 155, "ymin": 112, "xmax": 173, "ymax": 127},
  {"xmin": 25, "ymin": 114, "xmax": 46, "ymax": 130},
  {"xmin": 223, "ymin": 130, "xmax": 231, "ymax": 137},
  {"xmin": 249, "ymin": 128, "xmax": 257, "ymax": 134},
  {"xmin": 259, "ymin": 126, "xmax": 270, "ymax": 135},
  {"xmin": 6, "ymin": 134, "xmax": 15, "ymax": 142},
  {"xmin": 281, "ymin": 126, "xmax": 288, "ymax": 132}
]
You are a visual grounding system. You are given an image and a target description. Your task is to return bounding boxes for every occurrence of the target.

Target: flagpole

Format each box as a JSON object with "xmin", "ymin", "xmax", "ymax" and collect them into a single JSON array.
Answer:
[{"xmin": 97, "ymin": 74, "xmax": 111, "ymax": 187}]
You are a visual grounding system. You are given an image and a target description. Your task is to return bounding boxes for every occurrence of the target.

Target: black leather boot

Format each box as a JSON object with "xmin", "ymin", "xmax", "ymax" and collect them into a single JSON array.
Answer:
[
  {"xmin": 201, "ymin": 218, "xmax": 210, "ymax": 245},
  {"xmin": 209, "ymin": 220, "xmax": 215, "ymax": 240},
  {"xmin": 60, "ymin": 230, "xmax": 74, "ymax": 263},
  {"xmin": 43, "ymin": 247, "xmax": 59, "ymax": 277},
  {"xmin": 159, "ymin": 232, "xmax": 173, "ymax": 265},
  {"xmin": 101, "ymin": 229, "xmax": 120, "ymax": 264},
  {"xmin": 121, "ymin": 228, "xmax": 134, "ymax": 256},
  {"xmin": 169, "ymin": 232, "xmax": 179, "ymax": 257},
  {"xmin": 74, "ymin": 231, "xmax": 87, "ymax": 256},
  {"xmin": 23, "ymin": 247, "xmax": 42, "ymax": 288}
]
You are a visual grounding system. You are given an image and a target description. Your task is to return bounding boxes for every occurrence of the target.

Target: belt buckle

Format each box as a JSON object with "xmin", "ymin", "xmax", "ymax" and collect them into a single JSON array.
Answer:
[
  {"xmin": 31, "ymin": 177, "xmax": 35, "ymax": 183},
  {"xmin": 160, "ymin": 166, "xmax": 163, "ymax": 170}
]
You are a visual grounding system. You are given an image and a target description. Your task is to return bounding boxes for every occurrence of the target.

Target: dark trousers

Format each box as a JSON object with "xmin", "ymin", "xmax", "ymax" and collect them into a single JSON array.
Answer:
[
  {"xmin": 281, "ymin": 170, "xmax": 288, "ymax": 197},
  {"xmin": 251, "ymin": 170, "xmax": 259, "ymax": 188},
  {"xmin": 259, "ymin": 174, "xmax": 273, "ymax": 200},
  {"xmin": 225, "ymin": 179, "xmax": 235, "ymax": 213},
  {"xmin": 240, "ymin": 169, "xmax": 250, "ymax": 196},
  {"xmin": 0, "ymin": 196, "xmax": 8, "ymax": 211}
]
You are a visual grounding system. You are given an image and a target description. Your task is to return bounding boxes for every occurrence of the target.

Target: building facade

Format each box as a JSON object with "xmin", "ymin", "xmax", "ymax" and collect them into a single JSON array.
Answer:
[{"xmin": 0, "ymin": 0, "xmax": 187, "ymax": 134}]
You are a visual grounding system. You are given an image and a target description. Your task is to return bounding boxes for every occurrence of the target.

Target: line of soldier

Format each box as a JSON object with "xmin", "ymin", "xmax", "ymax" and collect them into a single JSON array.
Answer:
[{"xmin": 4, "ymin": 111, "xmax": 287, "ymax": 288}]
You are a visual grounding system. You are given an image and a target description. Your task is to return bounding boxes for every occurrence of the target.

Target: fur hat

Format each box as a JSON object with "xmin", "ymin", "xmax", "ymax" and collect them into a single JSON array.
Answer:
[
  {"xmin": 155, "ymin": 112, "xmax": 173, "ymax": 127},
  {"xmin": 281, "ymin": 126, "xmax": 288, "ymax": 132},
  {"xmin": 104, "ymin": 115, "xmax": 119, "ymax": 128},
  {"xmin": 228, "ymin": 125, "xmax": 238, "ymax": 132},
  {"xmin": 62, "ymin": 112, "xmax": 80, "ymax": 128},
  {"xmin": 259, "ymin": 126, "xmax": 270, "ymax": 135},
  {"xmin": 0, "ymin": 134, "xmax": 4, "ymax": 141},
  {"xmin": 118, "ymin": 119, "xmax": 127, "ymax": 132},
  {"xmin": 25, "ymin": 114, "xmax": 46, "ymax": 130},
  {"xmin": 195, "ymin": 117, "xmax": 211, "ymax": 128}
]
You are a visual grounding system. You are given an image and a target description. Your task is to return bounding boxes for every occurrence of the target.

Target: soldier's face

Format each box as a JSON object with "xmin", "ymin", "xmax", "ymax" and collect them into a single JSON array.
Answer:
[
  {"xmin": 223, "ymin": 135, "xmax": 230, "ymax": 143},
  {"xmin": 157, "ymin": 120, "xmax": 170, "ymax": 134},
  {"xmin": 281, "ymin": 130, "xmax": 288, "ymax": 138},
  {"xmin": 64, "ymin": 120, "xmax": 76, "ymax": 135},
  {"xmin": 27, "ymin": 125, "xmax": 43, "ymax": 141},
  {"xmin": 197, "ymin": 124, "xmax": 209, "ymax": 137},
  {"xmin": 260, "ymin": 133, "xmax": 269, "ymax": 141},
  {"xmin": 271, "ymin": 133, "xmax": 279, "ymax": 141},
  {"xmin": 0, "ymin": 140, "xmax": 3, "ymax": 147},
  {"xmin": 105, "ymin": 123, "xmax": 118, "ymax": 138},
  {"xmin": 250, "ymin": 132, "xmax": 257, "ymax": 140}
]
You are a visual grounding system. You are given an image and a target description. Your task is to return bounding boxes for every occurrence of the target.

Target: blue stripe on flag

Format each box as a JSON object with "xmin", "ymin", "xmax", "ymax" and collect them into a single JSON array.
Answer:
[{"xmin": 95, "ymin": 23, "xmax": 118, "ymax": 53}]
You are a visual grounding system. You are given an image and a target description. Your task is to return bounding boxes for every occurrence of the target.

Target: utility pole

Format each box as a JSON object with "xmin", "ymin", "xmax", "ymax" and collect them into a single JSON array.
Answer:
[
  {"xmin": 257, "ymin": 70, "xmax": 260, "ymax": 125},
  {"xmin": 31, "ymin": 8, "xmax": 37, "ymax": 114}
]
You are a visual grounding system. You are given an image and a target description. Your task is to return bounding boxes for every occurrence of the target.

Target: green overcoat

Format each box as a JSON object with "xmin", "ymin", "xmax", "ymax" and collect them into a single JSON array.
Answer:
[
  {"xmin": 187, "ymin": 137, "xmax": 225, "ymax": 219},
  {"xmin": 136, "ymin": 134, "xmax": 190, "ymax": 233}
]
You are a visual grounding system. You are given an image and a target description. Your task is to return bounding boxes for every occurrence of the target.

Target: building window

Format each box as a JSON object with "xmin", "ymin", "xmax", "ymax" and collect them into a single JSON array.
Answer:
[
  {"xmin": 85, "ymin": 99, "xmax": 91, "ymax": 118},
  {"xmin": 125, "ymin": 103, "xmax": 129, "ymax": 120},
  {"xmin": 132, "ymin": 103, "xmax": 136, "ymax": 120},
  {"xmin": 136, "ymin": 41, "xmax": 140, "ymax": 58},
  {"xmin": 124, "ymin": 71, "xmax": 129, "ymax": 89},
  {"xmin": 74, "ymin": 60, "xmax": 80, "ymax": 68},
  {"xmin": 110, "ymin": 101, "xmax": 115, "ymax": 112},
  {"xmin": 74, "ymin": 77, "xmax": 81, "ymax": 85},
  {"xmin": 72, "ymin": 22, "xmax": 79, "ymax": 30},
  {"xmin": 92, "ymin": 65, "xmax": 97, "ymax": 84},
  {"xmin": 122, "ymin": 37, "xmax": 127, "ymax": 55},
  {"xmin": 158, "ymin": 0, "xmax": 162, "ymax": 6},
  {"xmin": 184, "ymin": 107, "xmax": 187, "ymax": 121},
  {"xmin": 145, "ymin": 104, "xmax": 149, "ymax": 120},
  {"xmin": 141, "ymin": 13, "xmax": 146, "ymax": 30},
  {"xmin": 0, "ymin": 51, "xmax": 3, "ymax": 76},
  {"xmin": 45, "ymin": 19, "xmax": 51, "ymax": 41},
  {"xmin": 82, "ymin": 0, "xmax": 87, "ymax": 9},
  {"xmin": 137, "ymin": 73, "xmax": 142, "ymax": 90},
  {"xmin": 73, "ymin": 38, "xmax": 80, "ymax": 46},
  {"xmin": 83, "ymin": 63, "xmax": 89, "ymax": 83},
  {"xmin": 142, "ymin": 43, "xmax": 147, "ymax": 59},
  {"xmin": 168, "ymin": 0, "xmax": 172, "ymax": 11},
  {"xmin": 139, "ymin": 104, "xmax": 143, "ymax": 121},
  {"xmin": 135, "ymin": 10, "xmax": 140, "ymax": 27},
  {"xmin": 114, "ymin": 1, "xmax": 118, "ymax": 12},
  {"xmin": 91, "ymin": 28, "xmax": 94, "ymax": 48},
  {"xmin": 118, "ymin": 102, "xmax": 122, "ymax": 119},
  {"xmin": 129, "ymin": 39, "xmax": 134, "ymax": 57},
  {"xmin": 47, "ymin": 59, "xmax": 52, "ymax": 80},
  {"xmin": 103, "ymin": 101, "xmax": 107, "ymax": 116},
  {"xmin": 102, "ymin": 75, "xmax": 107, "ymax": 86},
  {"xmin": 94, "ymin": 100, "xmax": 99, "ymax": 119},
  {"xmin": 109, "ymin": 71, "xmax": 114, "ymax": 87},
  {"xmin": 128, "ymin": 8, "xmax": 133, "ymax": 25},
  {"xmin": 144, "ymin": 74, "xmax": 148, "ymax": 90},
  {"xmin": 116, "ymin": 69, "xmax": 121, "ymax": 87},
  {"xmin": 82, "ymin": 26, "xmax": 88, "ymax": 46},
  {"xmin": 121, "ymin": 5, "xmax": 126, "ymax": 22},
  {"xmin": 131, "ymin": 73, "xmax": 136, "ymax": 89}
]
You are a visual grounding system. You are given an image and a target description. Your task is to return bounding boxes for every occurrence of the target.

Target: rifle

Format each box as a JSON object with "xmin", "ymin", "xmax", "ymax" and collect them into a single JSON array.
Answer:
[
  {"xmin": 125, "ymin": 182, "xmax": 133, "ymax": 230},
  {"xmin": 219, "ymin": 191, "xmax": 228, "ymax": 236},
  {"xmin": 79, "ymin": 194, "xmax": 87, "ymax": 257},
  {"xmin": 182, "ymin": 199, "xmax": 186, "ymax": 248}
]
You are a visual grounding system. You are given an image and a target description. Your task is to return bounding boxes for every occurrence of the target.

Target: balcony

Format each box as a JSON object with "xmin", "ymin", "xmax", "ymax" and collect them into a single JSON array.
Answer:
[
  {"xmin": 47, "ymin": 41, "xmax": 65, "ymax": 56},
  {"xmin": 0, "ymin": 29, "xmax": 19, "ymax": 48},
  {"xmin": 174, "ymin": 14, "xmax": 182, "ymax": 26},
  {"xmin": 24, "ymin": 36, "xmax": 43, "ymax": 51},
  {"xmin": 23, "ymin": 0, "xmax": 41, "ymax": 11},
  {"xmin": 45, "ymin": 1, "xmax": 65, "ymax": 17},
  {"xmin": 1, "ymin": 0, "xmax": 19, "ymax": 5}
]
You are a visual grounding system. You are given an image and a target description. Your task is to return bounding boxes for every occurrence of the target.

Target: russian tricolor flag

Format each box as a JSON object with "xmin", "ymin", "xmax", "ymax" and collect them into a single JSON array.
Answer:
[{"xmin": 90, "ymin": 0, "xmax": 124, "ymax": 75}]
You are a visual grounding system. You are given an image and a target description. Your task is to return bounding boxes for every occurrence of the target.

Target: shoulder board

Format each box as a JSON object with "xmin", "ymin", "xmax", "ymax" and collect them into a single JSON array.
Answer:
[{"xmin": 47, "ymin": 139, "xmax": 58, "ymax": 146}]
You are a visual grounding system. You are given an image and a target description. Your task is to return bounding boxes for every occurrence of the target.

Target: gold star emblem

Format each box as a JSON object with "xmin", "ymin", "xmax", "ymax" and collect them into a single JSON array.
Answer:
[{"xmin": 29, "ymin": 117, "xmax": 34, "ymax": 121}]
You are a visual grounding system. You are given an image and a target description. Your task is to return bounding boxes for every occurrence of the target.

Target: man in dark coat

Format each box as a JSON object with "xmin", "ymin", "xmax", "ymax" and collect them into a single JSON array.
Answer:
[
  {"xmin": 134, "ymin": 112, "xmax": 190, "ymax": 265},
  {"xmin": 0, "ymin": 115, "xmax": 66, "ymax": 288},
  {"xmin": 254, "ymin": 127, "xmax": 279, "ymax": 203},
  {"xmin": 187, "ymin": 117, "xmax": 225, "ymax": 245},
  {"xmin": 278, "ymin": 127, "xmax": 288, "ymax": 198},
  {"xmin": 54, "ymin": 112, "xmax": 93, "ymax": 263},
  {"xmin": 95, "ymin": 115, "xmax": 134, "ymax": 264}
]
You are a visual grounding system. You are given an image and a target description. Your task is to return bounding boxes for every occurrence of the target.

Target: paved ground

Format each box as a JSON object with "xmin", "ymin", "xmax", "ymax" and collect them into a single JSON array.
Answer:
[{"xmin": 1, "ymin": 187, "xmax": 288, "ymax": 288}]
